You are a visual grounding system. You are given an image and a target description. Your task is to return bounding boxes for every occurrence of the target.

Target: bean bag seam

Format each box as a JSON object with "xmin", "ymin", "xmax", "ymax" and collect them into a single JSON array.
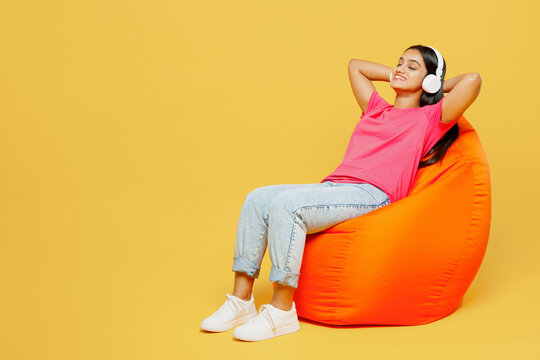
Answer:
[
  {"xmin": 424, "ymin": 134, "xmax": 482, "ymax": 323},
  {"xmin": 333, "ymin": 236, "xmax": 352, "ymax": 324}
]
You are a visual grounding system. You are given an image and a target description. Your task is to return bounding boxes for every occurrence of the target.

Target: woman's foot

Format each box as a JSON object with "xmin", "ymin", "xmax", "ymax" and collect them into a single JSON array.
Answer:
[
  {"xmin": 232, "ymin": 301, "xmax": 300, "ymax": 341},
  {"xmin": 200, "ymin": 293, "xmax": 257, "ymax": 332}
]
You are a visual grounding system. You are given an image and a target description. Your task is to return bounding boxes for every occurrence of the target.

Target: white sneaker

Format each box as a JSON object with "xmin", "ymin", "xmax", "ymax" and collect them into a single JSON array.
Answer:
[
  {"xmin": 232, "ymin": 302, "xmax": 300, "ymax": 341},
  {"xmin": 200, "ymin": 293, "xmax": 257, "ymax": 332}
]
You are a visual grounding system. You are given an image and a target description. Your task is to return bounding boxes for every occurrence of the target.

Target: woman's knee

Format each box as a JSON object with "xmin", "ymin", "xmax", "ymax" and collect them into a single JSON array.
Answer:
[
  {"xmin": 247, "ymin": 183, "xmax": 293, "ymax": 203},
  {"xmin": 242, "ymin": 185, "xmax": 279, "ymax": 215},
  {"xmin": 268, "ymin": 191, "xmax": 301, "ymax": 216},
  {"xmin": 246, "ymin": 185, "xmax": 268, "ymax": 197}
]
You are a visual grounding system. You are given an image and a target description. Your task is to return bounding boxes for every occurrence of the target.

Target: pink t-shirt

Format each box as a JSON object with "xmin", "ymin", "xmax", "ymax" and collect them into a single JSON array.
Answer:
[{"xmin": 320, "ymin": 89, "xmax": 459, "ymax": 203}]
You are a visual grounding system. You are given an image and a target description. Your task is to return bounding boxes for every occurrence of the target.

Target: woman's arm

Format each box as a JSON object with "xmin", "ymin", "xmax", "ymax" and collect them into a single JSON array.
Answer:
[
  {"xmin": 441, "ymin": 73, "xmax": 482, "ymax": 123},
  {"xmin": 443, "ymin": 73, "xmax": 479, "ymax": 93},
  {"xmin": 352, "ymin": 58, "xmax": 477, "ymax": 92},
  {"xmin": 351, "ymin": 59, "xmax": 393, "ymax": 82}
]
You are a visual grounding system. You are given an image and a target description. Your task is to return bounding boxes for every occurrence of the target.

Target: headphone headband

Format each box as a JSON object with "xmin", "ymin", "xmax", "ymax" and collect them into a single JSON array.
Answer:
[{"xmin": 425, "ymin": 45, "xmax": 443, "ymax": 77}]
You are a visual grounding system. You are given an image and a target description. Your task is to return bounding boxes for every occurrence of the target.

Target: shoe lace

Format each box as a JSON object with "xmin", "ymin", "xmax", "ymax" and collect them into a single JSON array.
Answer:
[
  {"xmin": 250, "ymin": 304, "xmax": 278, "ymax": 334},
  {"xmin": 215, "ymin": 293, "xmax": 244, "ymax": 315}
]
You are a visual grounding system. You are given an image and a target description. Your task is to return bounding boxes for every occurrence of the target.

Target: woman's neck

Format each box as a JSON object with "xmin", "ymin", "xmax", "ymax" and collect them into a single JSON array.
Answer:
[{"xmin": 393, "ymin": 92, "xmax": 421, "ymax": 109}]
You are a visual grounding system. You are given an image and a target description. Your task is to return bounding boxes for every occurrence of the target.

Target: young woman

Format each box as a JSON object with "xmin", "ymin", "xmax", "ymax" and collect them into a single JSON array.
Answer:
[{"xmin": 200, "ymin": 44, "xmax": 482, "ymax": 341}]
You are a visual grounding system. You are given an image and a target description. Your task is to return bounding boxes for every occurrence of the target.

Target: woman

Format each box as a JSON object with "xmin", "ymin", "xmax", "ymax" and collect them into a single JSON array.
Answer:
[{"xmin": 200, "ymin": 44, "xmax": 482, "ymax": 341}]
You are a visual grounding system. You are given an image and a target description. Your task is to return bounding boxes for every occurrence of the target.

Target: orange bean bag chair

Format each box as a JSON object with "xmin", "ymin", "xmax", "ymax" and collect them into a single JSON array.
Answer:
[{"xmin": 280, "ymin": 115, "xmax": 491, "ymax": 326}]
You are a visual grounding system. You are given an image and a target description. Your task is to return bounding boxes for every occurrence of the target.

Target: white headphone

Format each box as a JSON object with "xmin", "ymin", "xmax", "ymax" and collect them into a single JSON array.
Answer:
[{"xmin": 390, "ymin": 45, "xmax": 444, "ymax": 94}]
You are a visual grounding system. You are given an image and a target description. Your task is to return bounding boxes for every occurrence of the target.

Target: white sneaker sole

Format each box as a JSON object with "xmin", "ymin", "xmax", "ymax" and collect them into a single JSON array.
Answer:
[
  {"xmin": 200, "ymin": 311, "xmax": 258, "ymax": 332},
  {"xmin": 232, "ymin": 321, "xmax": 300, "ymax": 341}
]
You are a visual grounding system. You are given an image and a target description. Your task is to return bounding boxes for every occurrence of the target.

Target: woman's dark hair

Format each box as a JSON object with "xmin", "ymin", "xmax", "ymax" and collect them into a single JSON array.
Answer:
[{"xmin": 405, "ymin": 45, "xmax": 459, "ymax": 169}]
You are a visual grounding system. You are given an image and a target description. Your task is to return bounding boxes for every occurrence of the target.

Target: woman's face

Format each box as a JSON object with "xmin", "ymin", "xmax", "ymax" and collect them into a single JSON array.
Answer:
[{"xmin": 390, "ymin": 49, "xmax": 428, "ymax": 92}]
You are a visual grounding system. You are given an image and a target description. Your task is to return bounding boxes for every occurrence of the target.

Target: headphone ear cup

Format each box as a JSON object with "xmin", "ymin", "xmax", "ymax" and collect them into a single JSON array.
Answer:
[{"xmin": 422, "ymin": 74, "xmax": 441, "ymax": 94}]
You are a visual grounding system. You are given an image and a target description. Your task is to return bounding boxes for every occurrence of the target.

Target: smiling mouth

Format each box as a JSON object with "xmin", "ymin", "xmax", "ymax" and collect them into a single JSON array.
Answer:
[{"xmin": 394, "ymin": 75, "xmax": 406, "ymax": 81}]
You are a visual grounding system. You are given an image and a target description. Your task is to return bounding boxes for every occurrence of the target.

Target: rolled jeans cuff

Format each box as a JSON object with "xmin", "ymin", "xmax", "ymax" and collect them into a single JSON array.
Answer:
[
  {"xmin": 232, "ymin": 256, "xmax": 261, "ymax": 278},
  {"xmin": 269, "ymin": 266, "xmax": 300, "ymax": 289}
]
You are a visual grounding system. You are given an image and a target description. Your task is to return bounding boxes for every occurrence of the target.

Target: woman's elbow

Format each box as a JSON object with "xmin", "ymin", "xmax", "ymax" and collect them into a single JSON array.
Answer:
[{"xmin": 469, "ymin": 72, "xmax": 482, "ymax": 83}]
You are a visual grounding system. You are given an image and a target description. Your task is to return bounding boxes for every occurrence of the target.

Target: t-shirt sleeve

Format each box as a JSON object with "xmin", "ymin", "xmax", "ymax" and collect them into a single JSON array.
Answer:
[
  {"xmin": 361, "ymin": 90, "xmax": 390, "ymax": 119},
  {"xmin": 423, "ymin": 97, "xmax": 459, "ymax": 141}
]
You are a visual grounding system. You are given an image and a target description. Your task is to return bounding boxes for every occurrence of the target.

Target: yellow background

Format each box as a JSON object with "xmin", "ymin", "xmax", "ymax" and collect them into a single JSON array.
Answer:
[{"xmin": 1, "ymin": 0, "xmax": 538, "ymax": 359}]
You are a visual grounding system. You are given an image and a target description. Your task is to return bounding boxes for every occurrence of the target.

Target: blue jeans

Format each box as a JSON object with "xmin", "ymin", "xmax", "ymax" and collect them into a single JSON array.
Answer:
[{"xmin": 232, "ymin": 181, "xmax": 391, "ymax": 289}]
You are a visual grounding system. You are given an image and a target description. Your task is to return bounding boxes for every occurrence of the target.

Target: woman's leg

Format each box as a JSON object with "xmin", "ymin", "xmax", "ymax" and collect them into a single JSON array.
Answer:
[
  {"xmin": 232, "ymin": 272, "xmax": 256, "ymax": 301},
  {"xmin": 231, "ymin": 182, "xmax": 324, "ymax": 300},
  {"xmin": 267, "ymin": 181, "xmax": 390, "ymax": 310}
]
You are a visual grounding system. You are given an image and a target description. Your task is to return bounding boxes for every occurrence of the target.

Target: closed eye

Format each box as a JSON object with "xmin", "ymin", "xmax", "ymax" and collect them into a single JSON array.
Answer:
[{"xmin": 397, "ymin": 63, "xmax": 417, "ymax": 70}]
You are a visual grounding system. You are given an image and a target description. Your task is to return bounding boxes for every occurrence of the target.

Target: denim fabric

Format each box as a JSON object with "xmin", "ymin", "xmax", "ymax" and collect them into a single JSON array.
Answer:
[{"xmin": 232, "ymin": 181, "xmax": 391, "ymax": 289}]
